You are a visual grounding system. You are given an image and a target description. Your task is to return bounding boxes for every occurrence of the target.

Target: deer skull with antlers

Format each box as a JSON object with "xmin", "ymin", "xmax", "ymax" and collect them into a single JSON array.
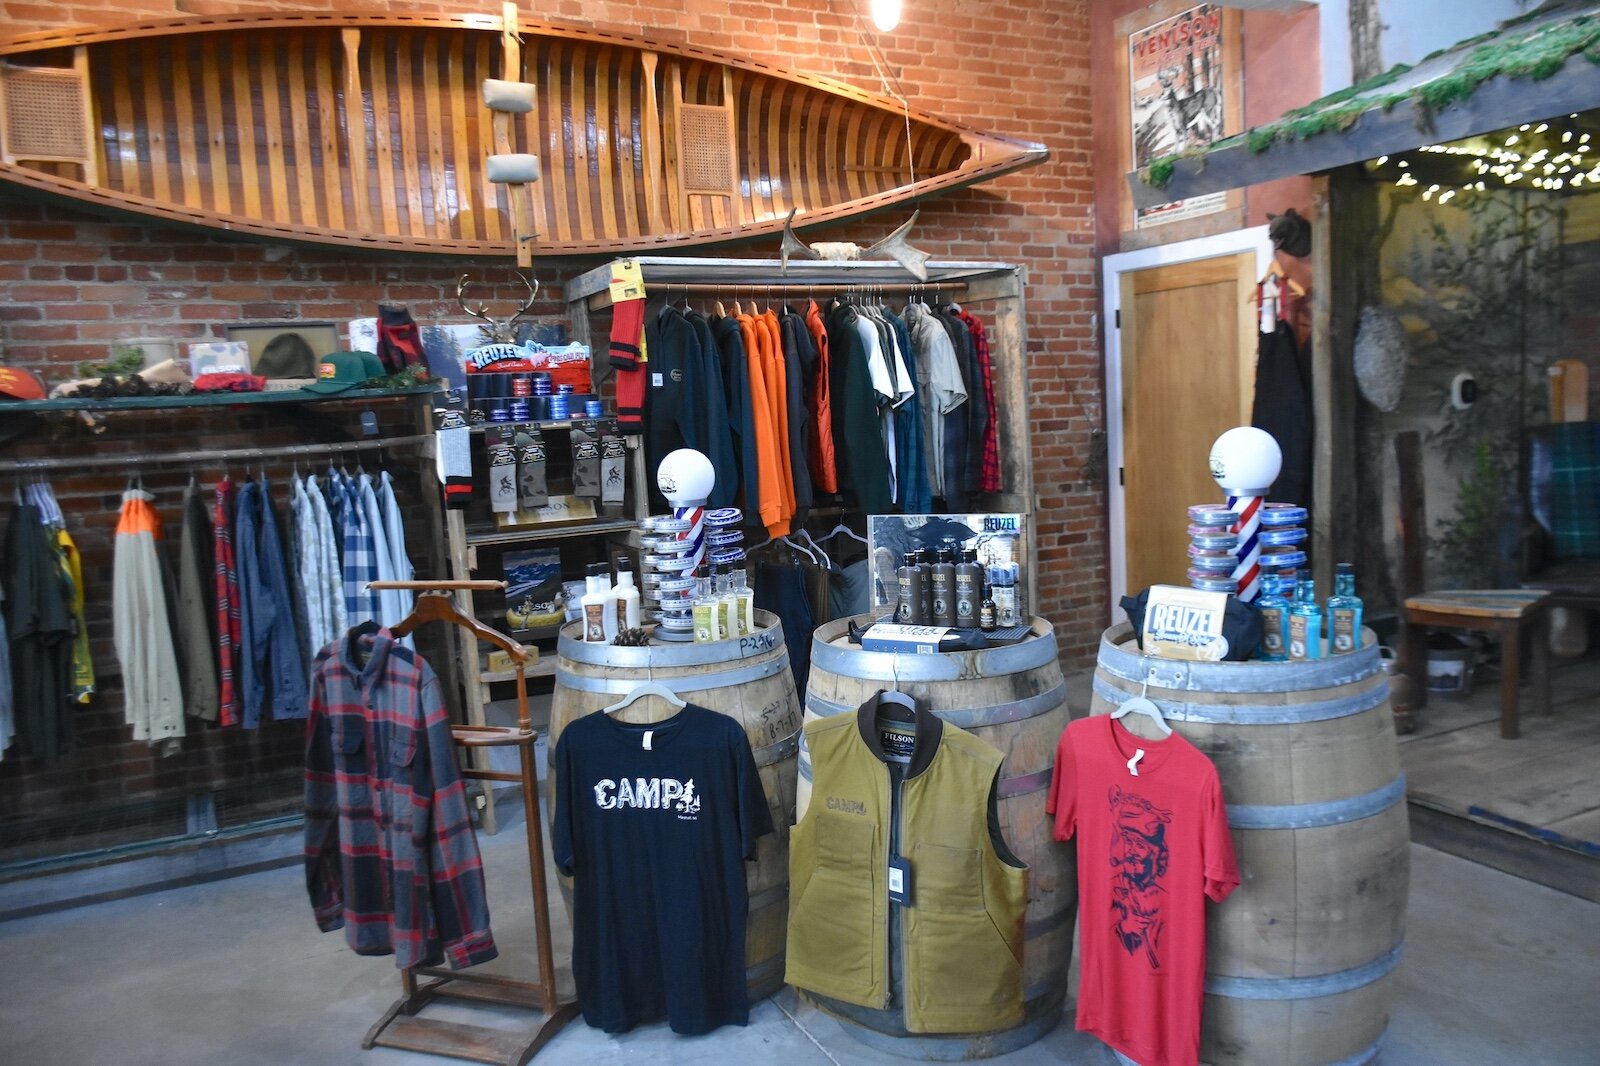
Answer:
[{"xmin": 457, "ymin": 271, "xmax": 540, "ymax": 345}]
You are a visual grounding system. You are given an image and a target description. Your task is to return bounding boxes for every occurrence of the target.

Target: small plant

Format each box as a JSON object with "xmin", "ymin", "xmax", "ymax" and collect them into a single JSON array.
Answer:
[
  {"xmin": 77, "ymin": 345, "xmax": 147, "ymax": 379},
  {"xmin": 1430, "ymin": 440, "xmax": 1505, "ymax": 588}
]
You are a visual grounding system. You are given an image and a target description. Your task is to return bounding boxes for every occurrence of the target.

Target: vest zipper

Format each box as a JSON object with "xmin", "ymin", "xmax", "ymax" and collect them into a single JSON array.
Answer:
[{"xmin": 888, "ymin": 767, "xmax": 905, "ymax": 1012}]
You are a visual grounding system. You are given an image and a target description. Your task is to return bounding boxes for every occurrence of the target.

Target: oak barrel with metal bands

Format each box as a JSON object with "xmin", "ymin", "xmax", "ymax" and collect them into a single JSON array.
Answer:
[
  {"xmin": 1091, "ymin": 624, "xmax": 1410, "ymax": 1066},
  {"xmin": 798, "ymin": 616, "xmax": 1076, "ymax": 1061},
  {"xmin": 550, "ymin": 610, "xmax": 799, "ymax": 1003}
]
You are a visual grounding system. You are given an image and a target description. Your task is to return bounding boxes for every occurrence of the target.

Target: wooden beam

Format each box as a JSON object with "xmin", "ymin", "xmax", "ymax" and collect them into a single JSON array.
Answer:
[{"xmin": 1311, "ymin": 171, "xmax": 1360, "ymax": 596}]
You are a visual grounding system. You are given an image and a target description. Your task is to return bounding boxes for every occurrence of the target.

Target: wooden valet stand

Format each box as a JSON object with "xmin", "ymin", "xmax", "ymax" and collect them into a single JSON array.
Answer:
[{"xmin": 362, "ymin": 580, "xmax": 580, "ymax": 1065}]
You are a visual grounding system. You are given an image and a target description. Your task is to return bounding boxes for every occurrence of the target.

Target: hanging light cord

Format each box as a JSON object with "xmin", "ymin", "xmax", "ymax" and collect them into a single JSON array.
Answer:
[{"xmin": 835, "ymin": 0, "xmax": 917, "ymax": 187}]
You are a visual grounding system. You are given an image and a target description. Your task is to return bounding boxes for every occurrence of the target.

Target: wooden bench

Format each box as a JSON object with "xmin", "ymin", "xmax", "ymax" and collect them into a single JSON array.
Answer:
[{"xmin": 1402, "ymin": 590, "xmax": 1551, "ymax": 739}]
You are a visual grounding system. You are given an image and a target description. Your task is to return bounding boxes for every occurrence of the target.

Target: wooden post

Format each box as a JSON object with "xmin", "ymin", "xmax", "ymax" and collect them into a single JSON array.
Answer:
[{"xmin": 1310, "ymin": 171, "xmax": 1360, "ymax": 596}]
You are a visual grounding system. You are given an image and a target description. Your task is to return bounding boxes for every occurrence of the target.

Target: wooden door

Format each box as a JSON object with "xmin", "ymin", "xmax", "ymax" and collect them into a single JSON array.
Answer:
[{"xmin": 1119, "ymin": 252, "xmax": 1256, "ymax": 596}]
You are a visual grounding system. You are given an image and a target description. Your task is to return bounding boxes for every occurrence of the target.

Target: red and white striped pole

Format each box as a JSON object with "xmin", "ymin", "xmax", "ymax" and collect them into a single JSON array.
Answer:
[{"xmin": 1209, "ymin": 427, "xmax": 1282, "ymax": 605}]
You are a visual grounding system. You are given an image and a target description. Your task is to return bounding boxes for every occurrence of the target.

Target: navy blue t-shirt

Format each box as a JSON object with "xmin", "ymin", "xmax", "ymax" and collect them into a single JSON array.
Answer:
[{"xmin": 552, "ymin": 704, "xmax": 773, "ymax": 1035}]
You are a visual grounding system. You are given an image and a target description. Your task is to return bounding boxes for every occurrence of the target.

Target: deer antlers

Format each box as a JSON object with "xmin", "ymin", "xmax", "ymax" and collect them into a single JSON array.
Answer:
[{"xmin": 457, "ymin": 271, "xmax": 540, "ymax": 344}]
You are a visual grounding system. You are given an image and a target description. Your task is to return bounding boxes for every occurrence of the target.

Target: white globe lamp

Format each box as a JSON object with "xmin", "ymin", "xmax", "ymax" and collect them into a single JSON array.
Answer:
[
  {"xmin": 870, "ymin": 0, "xmax": 903, "ymax": 32},
  {"xmin": 1208, "ymin": 427, "xmax": 1282, "ymax": 496},
  {"xmin": 657, "ymin": 448, "xmax": 715, "ymax": 507}
]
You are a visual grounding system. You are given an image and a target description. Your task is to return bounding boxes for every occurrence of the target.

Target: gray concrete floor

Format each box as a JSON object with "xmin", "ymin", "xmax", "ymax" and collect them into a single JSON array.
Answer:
[{"xmin": 2, "ymin": 806, "xmax": 1597, "ymax": 1066}]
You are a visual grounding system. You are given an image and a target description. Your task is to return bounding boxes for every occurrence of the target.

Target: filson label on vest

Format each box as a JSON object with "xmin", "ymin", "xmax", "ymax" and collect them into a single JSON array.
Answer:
[
  {"xmin": 593, "ymin": 777, "xmax": 702, "ymax": 818},
  {"xmin": 826, "ymin": 796, "xmax": 866, "ymax": 815}
]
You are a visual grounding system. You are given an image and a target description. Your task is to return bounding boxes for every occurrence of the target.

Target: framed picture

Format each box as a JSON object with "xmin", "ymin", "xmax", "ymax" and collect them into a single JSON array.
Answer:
[{"xmin": 225, "ymin": 322, "xmax": 341, "ymax": 376}]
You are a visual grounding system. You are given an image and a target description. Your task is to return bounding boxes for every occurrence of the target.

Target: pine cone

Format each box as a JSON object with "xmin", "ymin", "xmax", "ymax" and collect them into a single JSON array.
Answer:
[{"xmin": 612, "ymin": 627, "xmax": 650, "ymax": 647}]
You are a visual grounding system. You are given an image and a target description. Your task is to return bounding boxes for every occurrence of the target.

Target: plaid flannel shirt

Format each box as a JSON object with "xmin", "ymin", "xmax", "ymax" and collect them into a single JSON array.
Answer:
[
  {"xmin": 213, "ymin": 478, "xmax": 242, "ymax": 727},
  {"xmin": 341, "ymin": 475, "xmax": 380, "ymax": 627},
  {"xmin": 303, "ymin": 623, "xmax": 497, "ymax": 970}
]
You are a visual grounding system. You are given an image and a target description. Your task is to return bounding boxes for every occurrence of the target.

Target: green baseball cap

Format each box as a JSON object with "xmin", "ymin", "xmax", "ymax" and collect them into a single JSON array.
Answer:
[{"xmin": 303, "ymin": 350, "xmax": 387, "ymax": 394}]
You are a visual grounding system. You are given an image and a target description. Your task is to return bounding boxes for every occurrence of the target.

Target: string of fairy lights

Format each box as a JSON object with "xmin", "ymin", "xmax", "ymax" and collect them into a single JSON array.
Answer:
[{"xmin": 1367, "ymin": 114, "xmax": 1597, "ymax": 201}]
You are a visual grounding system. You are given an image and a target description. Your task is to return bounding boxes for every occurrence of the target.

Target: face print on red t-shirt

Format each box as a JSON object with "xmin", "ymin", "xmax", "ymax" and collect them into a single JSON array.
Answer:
[{"xmin": 1108, "ymin": 785, "xmax": 1173, "ymax": 970}]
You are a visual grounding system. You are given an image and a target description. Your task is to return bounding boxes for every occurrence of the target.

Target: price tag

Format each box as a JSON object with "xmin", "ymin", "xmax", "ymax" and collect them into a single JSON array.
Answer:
[
  {"xmin": 608, "ymin": 259, "xmax": 646, "ymax": 302},
  {"xmin": 888, "ymin": 857, "xmax": 913, "ymax": 906},
  {"xmin": 1127, "ymin": 749, "xmax": 1145, "ymax": 777}
]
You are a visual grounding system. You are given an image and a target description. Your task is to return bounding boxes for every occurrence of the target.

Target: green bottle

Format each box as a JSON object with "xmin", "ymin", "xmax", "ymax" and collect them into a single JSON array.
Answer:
[
  {"xmin": 1325, "ymin": 562, "xmax": 1364, "ymax": 655},
  {"xmin": 1256, "ymin": 570, "xmax": 1291, "ymax": 661},
  {"xmin": 1287, "ymin": 573, "xmax": 1322, "ymax": 661}
]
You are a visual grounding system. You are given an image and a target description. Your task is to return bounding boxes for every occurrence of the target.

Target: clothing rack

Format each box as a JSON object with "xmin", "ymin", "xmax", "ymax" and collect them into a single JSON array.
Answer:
[
  {"xmin": 652, "ymin": 281, "xmax": 968, "ymax": 297},
  {"xmin": 0, "ymin": 433, "xmax": 433, "ymax": 473},
  {"xmin": 361, "ymin": 579, "xmax": 579, "ymax": 1066}
]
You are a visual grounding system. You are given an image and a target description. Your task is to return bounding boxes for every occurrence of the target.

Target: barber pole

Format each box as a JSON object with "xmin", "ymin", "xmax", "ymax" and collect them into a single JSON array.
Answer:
[
  {"xmin": 1229, "ymin": 494, "xmax": 1263, "ymax": 602},
  {"xmin": 674, "ymin": 505, "xmax": 706, "ymax": 577}
]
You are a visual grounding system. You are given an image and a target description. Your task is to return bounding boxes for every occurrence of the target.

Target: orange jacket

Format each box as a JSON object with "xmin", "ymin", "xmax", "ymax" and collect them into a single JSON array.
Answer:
[
  {"xmin": 759, "ymin": 309, "xmax": 796, "ymax": 525},
  {"xmin": 737, "ymin": 313, "xmax": 786, "ymax": 536}
]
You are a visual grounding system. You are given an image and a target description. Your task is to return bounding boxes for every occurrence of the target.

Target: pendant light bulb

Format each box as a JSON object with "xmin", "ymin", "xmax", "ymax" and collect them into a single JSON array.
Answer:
[{"xmin": 870, "ymin": 0, "xmax": 903, "ymax": 32}]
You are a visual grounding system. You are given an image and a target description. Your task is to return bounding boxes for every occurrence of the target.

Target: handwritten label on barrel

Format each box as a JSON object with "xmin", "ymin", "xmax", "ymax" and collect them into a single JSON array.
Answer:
[{"xmin": 739, "ymin": 629, "xmax": 779, "ymax": 657}]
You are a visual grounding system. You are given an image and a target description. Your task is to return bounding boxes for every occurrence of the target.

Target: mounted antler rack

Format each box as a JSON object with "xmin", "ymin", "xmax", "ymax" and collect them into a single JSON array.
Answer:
[{"xmin": 457, "ymin": 271, "xmax": 541, "ymax": 345}]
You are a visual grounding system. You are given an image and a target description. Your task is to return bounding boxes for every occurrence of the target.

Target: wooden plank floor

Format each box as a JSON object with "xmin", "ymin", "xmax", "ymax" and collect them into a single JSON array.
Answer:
[{"xmin": 1400, "ymin": 648, "xmax": 1600, "ymax": 897}]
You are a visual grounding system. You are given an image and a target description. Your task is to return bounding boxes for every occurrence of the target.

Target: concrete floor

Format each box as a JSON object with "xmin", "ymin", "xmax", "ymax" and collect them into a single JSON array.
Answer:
[{"xmin": 2, "ymin": 804, "xmax": 1598, "ymax": 1066}]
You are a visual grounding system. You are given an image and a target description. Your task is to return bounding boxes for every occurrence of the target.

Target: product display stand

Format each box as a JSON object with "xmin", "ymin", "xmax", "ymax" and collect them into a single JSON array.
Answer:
[{"xmin": 362, "ymin": 580, "xmax": 580, "ymax": 1066}]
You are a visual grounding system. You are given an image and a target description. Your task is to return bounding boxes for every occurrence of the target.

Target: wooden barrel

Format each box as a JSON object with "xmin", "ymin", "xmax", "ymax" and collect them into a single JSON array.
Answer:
[
  {"xmin": 799, "ymin": 616, "xmax": 1076, "ymax": 1060},
  {"xmin": 1091, "ymin": 624, "xmax": 1410, "ymax": 1066},
  {"xmin": 549, "ymin": 609, "xmax": 800, "ymax": 1003}
]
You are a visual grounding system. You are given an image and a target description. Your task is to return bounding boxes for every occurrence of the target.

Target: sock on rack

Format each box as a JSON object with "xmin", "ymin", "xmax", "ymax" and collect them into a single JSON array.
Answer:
[
  {"xmin": 609, "ymin": 297, "xmax": 646, "ymax": 435},
  {"xmin": 377, "ymin": 304, "xmax": 425, "ymax": 373}
]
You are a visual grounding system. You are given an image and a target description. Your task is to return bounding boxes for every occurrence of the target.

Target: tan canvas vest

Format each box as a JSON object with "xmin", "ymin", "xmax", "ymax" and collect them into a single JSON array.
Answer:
[{"xmin": 785, "ymin": 700, "xmax": 1028, "ymax": 1033}]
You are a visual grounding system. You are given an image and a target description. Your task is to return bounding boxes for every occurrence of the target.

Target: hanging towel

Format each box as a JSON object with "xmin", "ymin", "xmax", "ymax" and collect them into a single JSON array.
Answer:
[{"xmin": 113, "ymin": 488, "xmax": 184, "ymax": 752}]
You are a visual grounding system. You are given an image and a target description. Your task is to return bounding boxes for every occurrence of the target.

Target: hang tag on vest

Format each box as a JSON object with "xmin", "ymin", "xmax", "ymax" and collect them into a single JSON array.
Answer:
[
  {"xmin": 888, "ymin": 857, "xmax": 913, "ymax": 906},
  {"xmin": 1127, "ymin": 749, "xmax": 1145, "ymax": 777}
]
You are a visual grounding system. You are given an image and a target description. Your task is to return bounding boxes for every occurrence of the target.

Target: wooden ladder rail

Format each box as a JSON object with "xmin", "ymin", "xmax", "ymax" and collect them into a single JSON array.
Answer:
[{"xmin": 361, "ymin": 580, "xmax": 579, "ymax": 1066}]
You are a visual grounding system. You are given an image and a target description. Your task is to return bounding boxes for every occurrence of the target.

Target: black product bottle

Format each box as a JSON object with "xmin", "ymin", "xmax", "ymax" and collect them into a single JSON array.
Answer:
[
  {"xmin": 917, "ymin": 548, "xmax": 936, "ymax": 623},
  {"xmin": 954, "ymin": 548, "xmax": 982, "ymax": 628},
  {"xmin": 930, "ymin": 548, "xmax": 957, "ymax": 627},
  {"xmin": 897, "ymin": 552, "xmax": 928, "ymax": 625},
  {"xmin": 980, "ymin": 584, "xmax": 997, "ymax": 633}
]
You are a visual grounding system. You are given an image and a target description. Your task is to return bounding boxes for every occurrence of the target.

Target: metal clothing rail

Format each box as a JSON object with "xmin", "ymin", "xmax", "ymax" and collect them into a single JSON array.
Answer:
[{"xmin": 0, "ymin": 433, "xmax": 434, "ymax": 473}]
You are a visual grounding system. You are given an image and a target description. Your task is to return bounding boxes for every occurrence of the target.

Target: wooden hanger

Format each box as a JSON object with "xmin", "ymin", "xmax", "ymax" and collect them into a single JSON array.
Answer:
[
  {"xmin": 1249, "ymin": 259, "xmax": 1307, "ymax": 302},
  {"xmin": 385, "ymin": 587, "xmax": 528, "ymax": 661}
]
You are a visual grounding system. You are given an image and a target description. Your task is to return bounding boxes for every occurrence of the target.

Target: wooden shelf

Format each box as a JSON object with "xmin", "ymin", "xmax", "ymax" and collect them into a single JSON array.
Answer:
[
  {"xmin": 464, "ymin": 517, "xmax": 636, "ymax": 547},
  {"xmin": 5, "ymin": 384, "xmax": 441, "ymax": 413},
  {"xmin": 479, "ymin": 659, "xmax": 557, "ymax": 684}
]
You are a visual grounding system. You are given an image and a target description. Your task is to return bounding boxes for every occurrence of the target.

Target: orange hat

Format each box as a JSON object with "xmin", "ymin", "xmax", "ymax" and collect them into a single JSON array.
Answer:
[{"xmin": 0, "ymin": 367, "xmax": 46, "ymax": 401}]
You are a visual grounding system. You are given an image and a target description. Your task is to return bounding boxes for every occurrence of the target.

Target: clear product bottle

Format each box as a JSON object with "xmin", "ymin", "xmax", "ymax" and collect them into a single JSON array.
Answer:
[
  {"xmin": 1287, "ymin": 573, "xmax": 1322, "ymax": 661},
  {"xmin": 898, "ymin": 552, "xmax": 926, "ymax": 624},
  {"xmin": 955, "ymin": 548, "xmax": 983, "ymax": 628},
  {"xmin": 731, "ymin": 563, "xmax": 756, "ymax": 636},
  {"xmin": 1255, "ymin": 570, "xmax": 1291, "ymax": 662},
  {"xmin": 1325, "ymin": 562, "xmax": 1364, "ymax": 655},
  {"xmin": 930, "ymin": 548, "xmax": 957, "ymax": 627},
  {"xmin": 612, "ymin": 557, "xmax": 641, "ymax": 632},
  {"xmin": 979, "ymin": 582, "xmax": 997, "ymax": 633},
  {"xmin": 692, "ymin": 573, "xmax": 723, "ymax": 644},
  {"xmin": 712, "ymin": 564, "xmax": 735, "ymax": 639},
  {"xmin": 580, "ymin": 562, "xmax": 616, "ymax": 643}
]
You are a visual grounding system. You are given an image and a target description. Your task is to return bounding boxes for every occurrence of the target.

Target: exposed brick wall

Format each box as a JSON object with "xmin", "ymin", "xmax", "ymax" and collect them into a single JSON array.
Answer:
[{"xmin": 0, "ymin": 0, "xmax": 1101, "ymax": 851}]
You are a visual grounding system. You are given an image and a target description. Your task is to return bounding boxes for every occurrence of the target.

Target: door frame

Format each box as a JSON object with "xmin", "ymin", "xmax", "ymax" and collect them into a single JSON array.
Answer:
[{"xmin": 1103, "ymin": 224, "xmax": 1276, "ymax": 621}]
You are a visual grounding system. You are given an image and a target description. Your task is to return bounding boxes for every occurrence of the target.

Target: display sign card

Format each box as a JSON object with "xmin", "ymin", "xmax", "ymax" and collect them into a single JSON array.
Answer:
[
  {"xmin": 1141, "ymin": 584, "xmax": 1230, "ymax": 661},
  {"xmin": 608, "ymin": 259, "xmax": 646, "ymax": 302},
  {"xmin": 866, "ymin": 513, "xmax": 1028, "ymax": 619}
]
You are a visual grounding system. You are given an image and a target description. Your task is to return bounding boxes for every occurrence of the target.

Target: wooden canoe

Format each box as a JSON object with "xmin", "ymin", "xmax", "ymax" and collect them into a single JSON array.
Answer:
[{"xmin": 0, "ymin": 9, "xmax": 1047, "ymax": 258}]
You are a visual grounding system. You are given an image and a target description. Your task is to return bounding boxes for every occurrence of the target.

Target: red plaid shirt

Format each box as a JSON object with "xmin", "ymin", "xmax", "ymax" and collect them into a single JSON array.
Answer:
[
  {"xmin": 958, "ymin": 310, "xmax": 1002, "ymax": 493},
  {"xmin": 303, "ymin": 624, "xmax": 497, "ymax": 970},
  {"xmin": 214, "ymin": 478, "xmax": 242, "ymax": 727}
]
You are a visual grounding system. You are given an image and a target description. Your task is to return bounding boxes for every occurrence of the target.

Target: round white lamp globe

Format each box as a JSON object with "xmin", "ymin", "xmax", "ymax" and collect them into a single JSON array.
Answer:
[
  {"xmin": 657, "ymin": 448, "xmax": 716, "ymax": 506},
  {"xmin": 870, "ymin": 0, "xmax": 903, "ymax": 32},
  {"xmin": 1208, "ymin": 427, "xmax": 1283, "ymax": 495}
]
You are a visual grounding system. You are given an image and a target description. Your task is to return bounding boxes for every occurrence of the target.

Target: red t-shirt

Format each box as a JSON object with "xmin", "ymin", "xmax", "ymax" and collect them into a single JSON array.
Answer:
[{"xmin": 1047, "ymin": 716, "xmax": 1240, "ymax": 1066}]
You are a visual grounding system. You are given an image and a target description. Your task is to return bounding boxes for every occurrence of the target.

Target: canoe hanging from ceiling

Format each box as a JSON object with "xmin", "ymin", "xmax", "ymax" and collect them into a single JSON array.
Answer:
[{"xmin": 0, "ymin": 11, "xmax": 1048, "ymax": 257}]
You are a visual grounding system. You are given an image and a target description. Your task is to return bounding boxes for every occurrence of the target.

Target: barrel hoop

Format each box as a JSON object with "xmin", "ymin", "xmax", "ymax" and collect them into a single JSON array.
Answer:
[
  {"xmin": 1093, "ymin": 674, "xmax": 1388, "ymax": 725},
  {"xmin": 745, "ymin": 952, "xmax": 786, "ymax": 988},
  {"xmin": 1206, "ymin": 943, "xmax": 1403, "ymax": 1000},
  {"xmin": 748, "ymin": 883, "xmax": 789, "ymax": 912},
  {"xmin": 1098, "ymin": 626, "xmax": 1380, "ymax": 693},
  {"xmin": 1227, "ymin": 775, "xmax": 1406, "ymax": 829},
  {"xmin": 810, "ymin": 618, "xmax": 1061, "ymax": 682},
  {"xmin": 996, "ymin": 767, "xmax": 1053, "ymax": 799},
  {"xmin": 554, "ymin": 653, "xmax": 790, "ymax": 694},
  {"xmin": 805, "ymin": 681, "xmax": 1065, "ymax": 730},
  {"xmin": 558, "ymin": 610, "xmax": 783, "ymax": 667},
  {"xmin": 1119, "ymin": 1047, "xmax": 1381, "ymax": 1066},
  {"xmin": 1022, "ymin": 902, "xmax": 1075, "ymax": 939},
  {"xmin": 816, "ymin": 979, "xmax": 1066, "ymax": 1061},
  {"xmin": 798, "ymin": 752, "xmax": 1053, "ymax": 807},
  {"xmin": 751, "ymin": 733, "xmax": 800, "ymax": 769}
]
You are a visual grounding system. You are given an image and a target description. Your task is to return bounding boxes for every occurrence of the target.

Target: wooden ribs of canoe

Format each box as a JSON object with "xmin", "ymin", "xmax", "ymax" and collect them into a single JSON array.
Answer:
[{"xmin": 0, "ymin": 11, "xmax": 1047, "ymax": 257}]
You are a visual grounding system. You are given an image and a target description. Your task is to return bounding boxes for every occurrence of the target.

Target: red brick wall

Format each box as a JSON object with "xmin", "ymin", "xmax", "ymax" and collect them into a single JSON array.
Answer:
[{"xmin": 0, "ymin": 1, "xmax": 1102, "ymax": 842}]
